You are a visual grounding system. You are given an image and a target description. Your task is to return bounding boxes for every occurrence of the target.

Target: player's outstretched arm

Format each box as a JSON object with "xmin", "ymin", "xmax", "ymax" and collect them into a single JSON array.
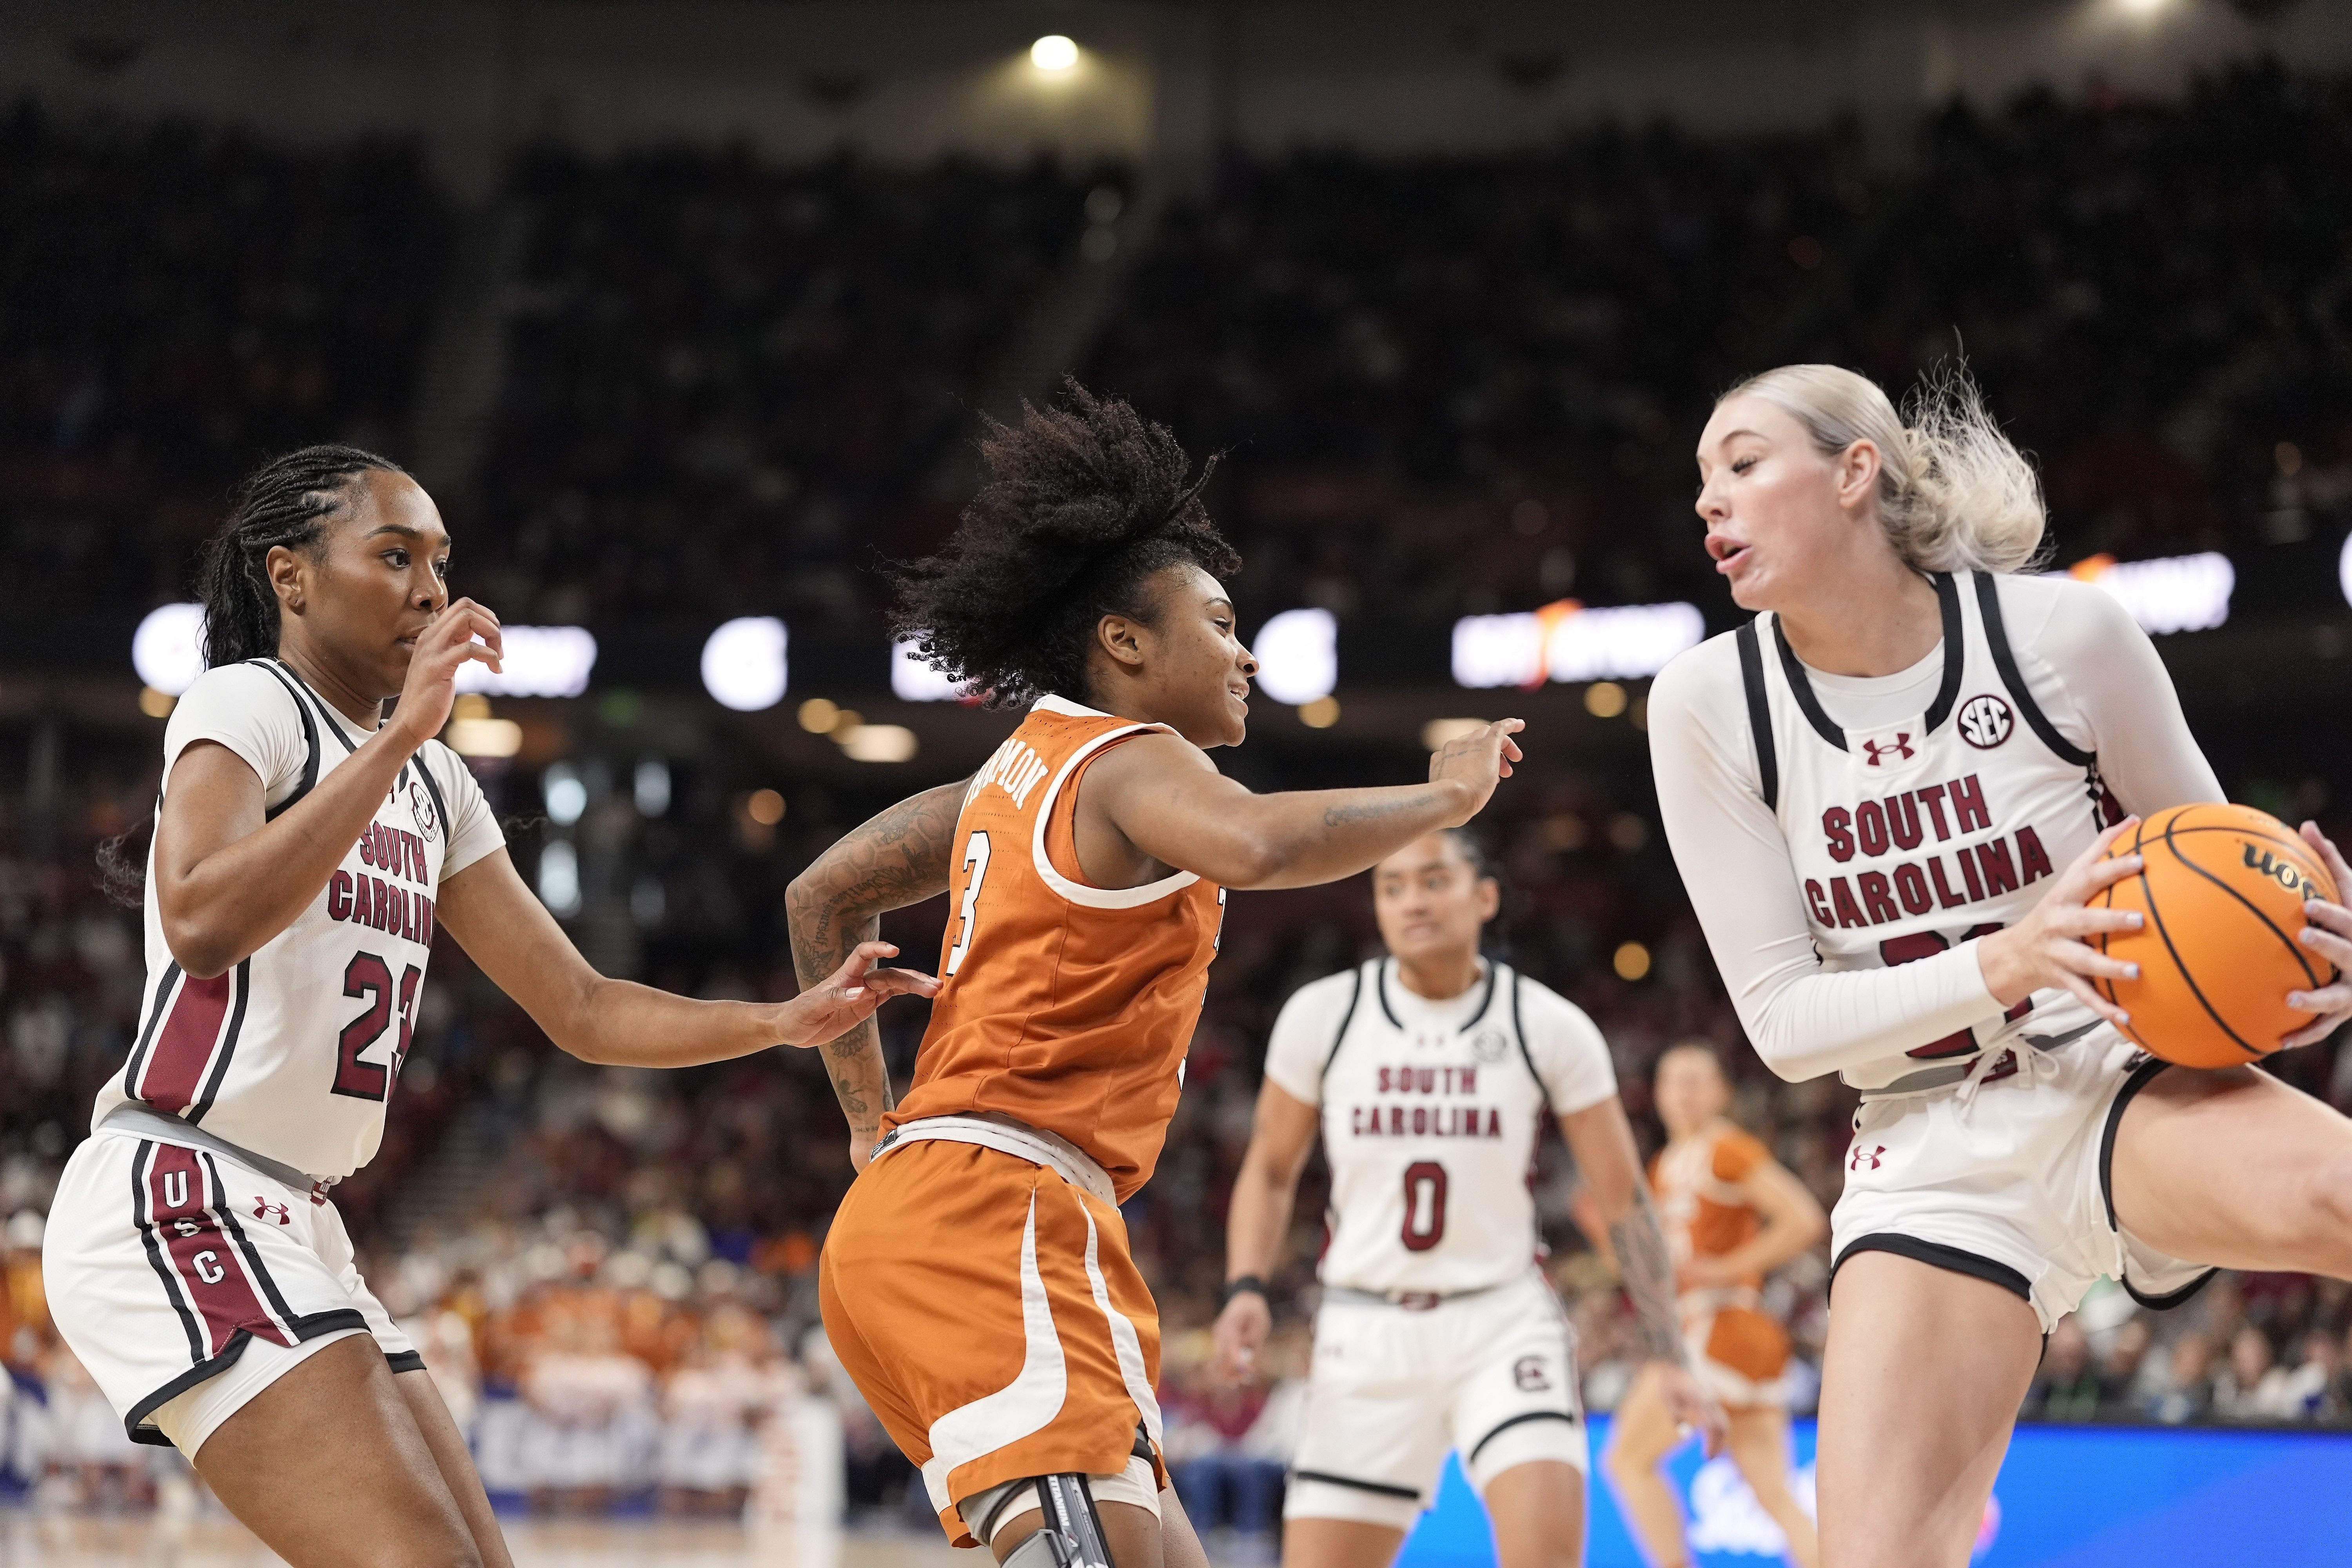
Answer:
[
  {"xmin": 785, "ymin": 779, "xmax": 967, "ymax": 1169},
  {"xmin": 437, "ymin": 848, "xmax": 935, "ymax": 1069},
  {"xmin": 1085, "ymin": 718, "xmax": 1524, "ymax": 891},
  {"xmin": 1212, "ymin": 1078, "xmax": 1319, "ymax": 1382},
  {"xmin": 1561, "ymin": 1096, "xmax": 1728, "ymax": 1455},
  {"xmin": 153, "ymin": 601, "xmax": 503, "ymax": 978}
]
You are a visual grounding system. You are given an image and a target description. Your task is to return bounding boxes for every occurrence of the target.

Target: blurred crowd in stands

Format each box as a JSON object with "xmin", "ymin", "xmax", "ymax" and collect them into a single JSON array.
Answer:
[
  {"xmin": 4, "ymin": 56, "xmax": 2352, "ymax": 1538},
  {"xmin": 0, "ymin": 103, "xmax": 449, "ymax": 614},
  {"xmin": 4, "ymin": 65, "xmax": 2351, "ymax": 636}
]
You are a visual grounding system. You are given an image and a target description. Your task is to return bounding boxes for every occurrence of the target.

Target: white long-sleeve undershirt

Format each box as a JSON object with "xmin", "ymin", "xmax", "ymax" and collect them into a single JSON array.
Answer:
[{"xmin": 1648, "ymin": 574, "xmax": 2223, "ymax": 1083}]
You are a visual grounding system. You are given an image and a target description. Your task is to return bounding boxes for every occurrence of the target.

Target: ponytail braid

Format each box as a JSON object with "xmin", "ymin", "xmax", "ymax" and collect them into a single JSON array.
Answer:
[{"xmin": 98, "ymin": 444, "xmax": 405, "ymax": 906}]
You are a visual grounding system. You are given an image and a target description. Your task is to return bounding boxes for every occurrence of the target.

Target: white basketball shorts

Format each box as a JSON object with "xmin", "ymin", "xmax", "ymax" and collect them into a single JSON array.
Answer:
[
  {"xmin": 1831, "ymin": 1031, "xmax": 2215, "ymax": 1333},
  {"xmin": 42, "ymin": 1129, "xmax": 418, "ymax": 1456},
  {"xmin": 1287, "ymin": 1271, "xmax": 1586, "ymax": 1532}
]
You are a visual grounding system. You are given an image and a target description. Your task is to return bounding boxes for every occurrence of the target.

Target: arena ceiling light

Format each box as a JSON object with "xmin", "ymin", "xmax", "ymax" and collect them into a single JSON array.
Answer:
[
  {"xmin": 701, "ymin": 617, "xmax": 789, "ymax": 711},
  {"xmin": 1030, "ymin": 34, "xmax": 1079, "ymax": 72},
  {"xmin": 892, "ymin": 637, "xmax": 975, "ymax": 702},
  {"xmin": 454, "ymin": 625, "xmax": 597, "ymax": 699},
  {"xmin": 1451, "ymin": 601, "xmax": 1704, "ymax": 690},
  {"xmin": 132, "ymin": 603, "xmax": 207, "ymax": 696},
  {"xmin": 839, "ymin": 723, "xmax": 919, "ymax": 763},
  {"xmin": 2063, "ymin": 553, "xmax": 2232, "ymax": 635},
  {"xmin": 1251, "ymin": 608, "xmax": 1339, "ymax": 706}
]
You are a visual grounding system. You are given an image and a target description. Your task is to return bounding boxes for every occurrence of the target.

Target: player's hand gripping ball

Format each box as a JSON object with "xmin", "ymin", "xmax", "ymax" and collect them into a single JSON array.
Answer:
[{"xmin": 2092, "ymin": 804, "xmax": 2340, "ymax": 1067}]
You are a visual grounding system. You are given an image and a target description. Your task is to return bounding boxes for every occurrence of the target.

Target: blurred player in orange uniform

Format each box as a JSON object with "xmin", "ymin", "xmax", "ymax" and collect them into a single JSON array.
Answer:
[
  {"xmin": 1604, "ymin": 1045, "xmax": 1826, "ymax": 1568},
  {"xmin": 787, "ymin": 384, "xmax": 1526, "ymax": 1568}
]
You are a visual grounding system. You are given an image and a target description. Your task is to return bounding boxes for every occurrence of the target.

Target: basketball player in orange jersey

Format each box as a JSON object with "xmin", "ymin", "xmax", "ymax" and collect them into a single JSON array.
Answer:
[
  {"xmin": 39, "ymin": 446, "xmax": 935, "ymax": 1568},
  {"xmin": 1649, "ymin": 363, "xmax": 2352, "ymax": 1567},
  {"xmin": 787, "ymin": 383, "xmax": 1526, "ymax": 1568},
  {"xmin": 1604, "ymin": 1045, "xmax": 1824, "ymax": 1568}
]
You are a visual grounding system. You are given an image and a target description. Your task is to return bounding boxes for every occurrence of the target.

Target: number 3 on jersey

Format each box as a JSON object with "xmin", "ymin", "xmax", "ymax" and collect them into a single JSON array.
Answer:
[{"xmin": 944, "ymin": 831, "xmax": 992, "ymax": 977}]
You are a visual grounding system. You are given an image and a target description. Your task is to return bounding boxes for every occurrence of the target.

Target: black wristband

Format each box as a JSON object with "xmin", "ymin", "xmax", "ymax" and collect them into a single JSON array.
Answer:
[{"xmin": 1221, "ymin": 1275, "xmax": 1269, "ymax": 1308}]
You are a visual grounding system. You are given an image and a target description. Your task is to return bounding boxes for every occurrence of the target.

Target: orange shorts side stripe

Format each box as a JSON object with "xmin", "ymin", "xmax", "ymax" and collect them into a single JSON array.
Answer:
[{"xmin": 818, "ymin": 1140, "xmax": 1165, "ymax": 1546}]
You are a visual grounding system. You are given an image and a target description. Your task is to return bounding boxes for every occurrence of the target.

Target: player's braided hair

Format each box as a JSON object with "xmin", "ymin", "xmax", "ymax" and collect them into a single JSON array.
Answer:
[
  {"xmin": 196, "ymin": 444, "xmax": 407, "ymax": 667},
  {"xmin": 889, "ymin": 380, "xmax": 1240, "ymax": 708},
  {"xmin": 96, "ymin": 445, "xmax": 405, "ymax": 906}
]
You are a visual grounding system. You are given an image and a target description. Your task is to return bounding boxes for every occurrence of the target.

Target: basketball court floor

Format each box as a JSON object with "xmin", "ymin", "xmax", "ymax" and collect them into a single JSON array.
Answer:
[{"xmin": 0, "ymin": 1514, "xmax": 965, "ymax": 1567}]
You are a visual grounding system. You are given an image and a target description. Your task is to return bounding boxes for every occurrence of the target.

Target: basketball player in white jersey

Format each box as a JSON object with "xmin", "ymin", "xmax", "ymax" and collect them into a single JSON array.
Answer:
[
  {"xmin": 44, "ymin": 446, "xmax": 933, "ymax": 1568},
  {"xmin": 1213, "ymin": 830, "xmax": 1722, "ymax": 1568},
  {"xmin": 1650, "ymin": 365, "xmax": 2352, "ymax": 1567}
]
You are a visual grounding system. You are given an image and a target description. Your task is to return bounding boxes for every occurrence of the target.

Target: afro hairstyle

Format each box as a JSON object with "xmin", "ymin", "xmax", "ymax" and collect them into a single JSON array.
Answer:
[{"xmin": 890, "ymin": 379, "xmax": 1240, "ymax": 708}]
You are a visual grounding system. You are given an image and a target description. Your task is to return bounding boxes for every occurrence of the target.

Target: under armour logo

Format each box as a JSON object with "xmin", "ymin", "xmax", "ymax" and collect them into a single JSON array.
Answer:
[
  {"xmin": 253, "ymin": 1198, "xmax": 292, "ymax": 1225},
  {"xmin": 1860, "ymin": 735, "xmax": 1915, "ymax": 766},
  {"xmin": 1849, "ymin": 1144, "xmax": 1886, "ymax": 1172}
]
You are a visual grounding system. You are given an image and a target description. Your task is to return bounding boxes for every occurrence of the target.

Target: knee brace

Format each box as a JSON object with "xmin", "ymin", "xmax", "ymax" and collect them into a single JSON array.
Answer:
[{"xmin": 999, "ymin": 1475, "xmax": 1114, "ymax": 1568}]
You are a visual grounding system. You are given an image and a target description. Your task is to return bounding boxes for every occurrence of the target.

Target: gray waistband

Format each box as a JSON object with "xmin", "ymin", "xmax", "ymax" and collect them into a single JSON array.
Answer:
[
  {"xmin": 98, "ymin": 1104, "xmax": 320, "ymax": 1192},
  {"xmin": 1322, "ymin": 1280, "xmax": 1504, "ymax": 1310},
  {"xmin": 871, "ymin": 1112, "xmax": 1117, "ymax": 1206},
  {"xmin": 1859, "ymin": 1020, "xmax": 2105, "ymax": 1099}
]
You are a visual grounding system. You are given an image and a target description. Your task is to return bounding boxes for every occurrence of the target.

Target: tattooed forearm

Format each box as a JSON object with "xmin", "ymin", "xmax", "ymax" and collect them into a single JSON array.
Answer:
[
  {"xmin": 1609, "ymin": 1185, "xmax": 1690, "ymax": 1365},
  {"xmin": 1320, "ymin": 791, "xmax": 1434, "ymax": 828},
  {"xmin": 786, "ymin": 780, "xmax": 964, "ymax": 1134}
]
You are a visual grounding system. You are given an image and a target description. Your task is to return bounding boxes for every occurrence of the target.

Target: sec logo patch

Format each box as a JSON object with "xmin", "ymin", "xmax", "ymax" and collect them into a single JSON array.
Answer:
[{"xmin": 1957, "ymin": 693, "xmax": 2014, "ymax": 750}]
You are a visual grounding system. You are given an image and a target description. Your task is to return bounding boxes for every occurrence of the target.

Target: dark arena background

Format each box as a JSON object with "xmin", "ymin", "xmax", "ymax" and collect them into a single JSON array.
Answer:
[{"xmin": 4, "ymin": 1, "xmax": 2352, "ymax": 1563}]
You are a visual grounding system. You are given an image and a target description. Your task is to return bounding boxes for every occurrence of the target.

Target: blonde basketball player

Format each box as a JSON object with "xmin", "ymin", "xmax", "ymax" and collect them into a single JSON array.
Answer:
[
  {"xmin": 1649, "ymin": 365, "xmax": 2352, "ymax": 1568},
  {"xmin": 790, "ymin": 384, "xmax": 1527, "ymax": 1568},
  {"xmin": 1603, "ymin": 1044, "xmax": 1824, "ymax": 1568},
  {"xmin": 1212, "ymin": 832, "xmax": 1723, "ymax": 1568},
  {"xmin": 44, "ymin": 446, "xmax": 933, "ymax": 1568}
]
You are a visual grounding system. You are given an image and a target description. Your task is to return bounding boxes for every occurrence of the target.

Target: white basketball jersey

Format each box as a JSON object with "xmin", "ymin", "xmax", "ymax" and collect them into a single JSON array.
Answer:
[
  {"xmin": 1734, "ymin": 570, "xmax": 2122, "ymax": 1091},
  {"xmin": 1265, "ymin": 959, "xmax": 1617, "ymax": 1295},
  {"xmin": 92, "ymin": 659, "xmax": 503, "ymax": 1180}
]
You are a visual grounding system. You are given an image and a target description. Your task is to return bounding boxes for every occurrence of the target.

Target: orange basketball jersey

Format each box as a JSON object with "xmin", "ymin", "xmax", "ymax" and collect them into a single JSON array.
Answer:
[
  {"xmin": 1651, "ymin": 1121, "xmax": 1769, "ymax": 1294},
  {"xmin": 883, "ymin": 695, "xmax": 1225, "ymax": 1201}
]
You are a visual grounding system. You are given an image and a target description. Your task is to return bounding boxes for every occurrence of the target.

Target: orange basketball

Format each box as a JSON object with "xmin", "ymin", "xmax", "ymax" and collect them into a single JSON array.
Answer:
[{"xmin": 2093, "ymin": 804, "xmax": 2339, "ymax": 1068}]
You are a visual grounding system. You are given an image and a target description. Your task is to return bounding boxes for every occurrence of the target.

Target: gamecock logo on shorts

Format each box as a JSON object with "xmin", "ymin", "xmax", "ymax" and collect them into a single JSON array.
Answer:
[
  {"xmin": 1512, "ymin": 1356, "xmax": 1551, "ymax": 1392},
  {"xmin": 1958, "ymin": 694, "xmax": 2015, "ymax": 750}
]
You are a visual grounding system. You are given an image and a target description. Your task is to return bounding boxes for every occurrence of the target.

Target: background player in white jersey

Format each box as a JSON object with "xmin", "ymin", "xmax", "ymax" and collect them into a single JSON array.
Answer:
[
  {"xmin": 1213, "ymin": 829, "xmax": 1722, "ymax": 1568},
  {"xmin": 1603, "ymin": 1044, "xmax": 1824, "ymax": 1568},
  {"xmin": 1650, "ymin": 364, "xmax": 2352, "ymax": 1567},
  {"xmin": 44, "ymin": 446, "xmax": 934, "ymax": 1568}
]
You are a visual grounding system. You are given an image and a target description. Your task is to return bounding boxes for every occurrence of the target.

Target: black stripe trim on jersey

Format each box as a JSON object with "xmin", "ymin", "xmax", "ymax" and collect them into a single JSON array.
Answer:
[
  {"xmin": 385, "ymin": 1349, "xmax": 428, "ymax": 1374},
  {"xmin": 1508, "ymin": 969, "xmax": 1552, "ymax": 1112},
  {"xmin": 1922, "ymin": 572, "xmax": 1967, "ymax": 731},
  {"xmin": 123, "ymin": 963, "xmax": 182, "ymax": 1100},
  {"xmin": 1374, "ymin": 959, "xmax": 1405, "ymax": 1030},
  {"xmin": 131, "ymin": 1140, "xmax": 208, "ymax": 1365},
  {"xmin": 200, "ymin": 1152, "xmax": 302, "ymax": 1330},
  {"xmin": 1769, "ymin": 615, "xmax": 1846, "ymax": 751},
  {"xmin": 267, "ymin": 659, "xmax": 361, "ymax": 757},
  {"xmin": 120, "ymin": 1308, "xmax": 372, "ymax": 1448},
  {"xmin": 1973, "ymin": 573, "xmax": 2096, "ymax": 768},
  {"xmin": 1829, "ymin": 1232, "xmax": 2031, "ymax": 1306},
  {"xmin": 247, "ymin": 659, "xmax": 323, "ymax": 818},
  {"xmin": 1375, "ymin": 958, "xmax": 1499, "ymax": 1036},
  {"xmin": 1465, "ymin": 1408, "xmax": 1580, "ymax": 1467},
  {"xmin": 1768, "ymin": 574, "xmax": 1968, "ymax": 753},
  {"xmin": 1291, "ymin": 1470, "xmax": 1422, "ymax": 1502},
  {"xmin": 1734, "ymin": 619, "xmax": 1777, "ymax": 809},
  {"xmin": 1318, "ymin": 964, "xmax": 1368, "ymax": 1085},
  {"xmin": 185, "ymin": 959, "xmax": 250, "ymax": 1125}
]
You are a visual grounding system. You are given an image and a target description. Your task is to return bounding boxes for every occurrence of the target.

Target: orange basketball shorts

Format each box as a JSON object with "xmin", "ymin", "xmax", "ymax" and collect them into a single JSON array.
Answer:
[{"xmin": 818, "ymin": 1140, "xmax": 1165, "ymax": 1545}]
